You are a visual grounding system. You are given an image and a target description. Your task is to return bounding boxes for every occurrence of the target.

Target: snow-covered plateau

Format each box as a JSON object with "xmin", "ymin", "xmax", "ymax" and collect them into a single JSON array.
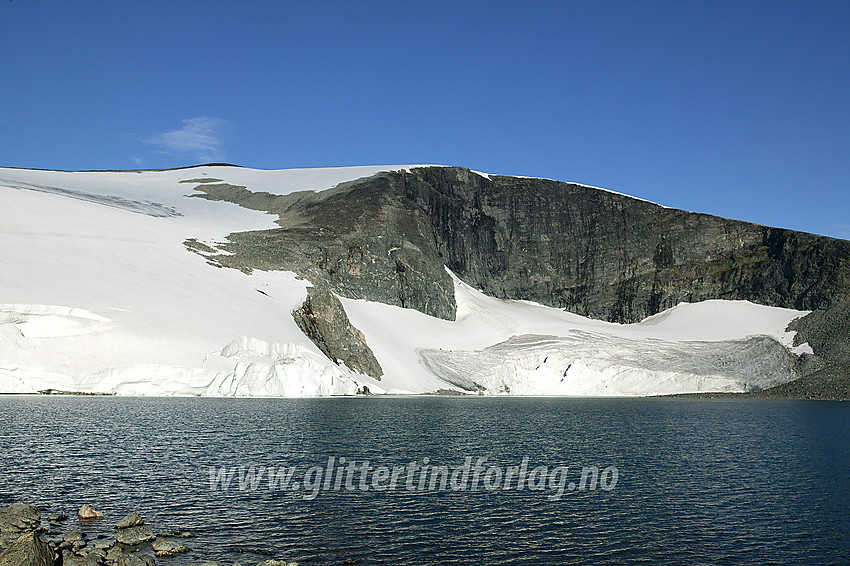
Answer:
[{"xmin": 0, "ymin": 165, "xmax": 812, "ymax": 396}]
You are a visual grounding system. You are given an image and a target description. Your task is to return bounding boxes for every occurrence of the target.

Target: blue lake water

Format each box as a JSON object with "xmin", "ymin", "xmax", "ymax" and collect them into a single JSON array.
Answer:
[{"xmin": 1, "ymin": 396, "xmax": 848, "ymax": 565}]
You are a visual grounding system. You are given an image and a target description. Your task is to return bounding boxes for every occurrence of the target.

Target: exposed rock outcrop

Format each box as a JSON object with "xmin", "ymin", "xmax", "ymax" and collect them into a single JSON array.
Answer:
[
  {"xmin": 0, "ymin": 504, "xmax": 54, "ymax": 566},
  {"xmin": 114, "ymin": 513, "xmax": 143, "ymax": 530},
  {"xmin": 151, "ymin": 537, "xmax": 190, "ymax": 557},
  {"xmin": 0, "ymin": 502, "xmax": 40, "ymax": 534},
  {"xmin": 0, "ymin": 531, "xmax": 53, "ymax": 566},
  {"xmin": 189, "ymin": 179, "xmax": 457, "ymax": 320},
  {"xmin": 291, "ymin": 285, "xmax": 383, "ymax": 378},
  {"xmin": 781, "ymin": 294, "xmax": 850, "ymax": 398},
  {"xmin": 115, "ymin": 525, "xmax": 155, "ymax": 546},
  {"xmin": 0, "ymin": 503, "xmax": 42, "ymax": 555}
]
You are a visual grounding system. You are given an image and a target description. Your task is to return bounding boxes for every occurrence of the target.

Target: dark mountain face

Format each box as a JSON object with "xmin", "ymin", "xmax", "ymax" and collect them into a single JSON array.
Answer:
[
  {"xmin": 401, "ymin": 167, "xmax": 850, "ymax": 322},
  {"xmin": 189, "ymin": 166, "xmax": 850, "ymax": 398}
]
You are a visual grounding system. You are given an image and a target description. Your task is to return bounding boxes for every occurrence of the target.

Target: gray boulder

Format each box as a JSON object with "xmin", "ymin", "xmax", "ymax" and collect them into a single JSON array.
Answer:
[
  {"xmin": 64, "ymin": 553, "xmax": 100, "ymax": 566},
  {"xmin": 115, "ymin": 513, "xmax": 144, "ymax": 529},
  {"xmin": 115, "ymin": 525, "xmax": 155, "ymax": 546},
  {"xmin": 0, "ymin": 531, "xmax": 54, "ymax": 566},
  {"xmin": 115, "ymin": 554, "xmax": 155, "ymax": 566},
  {"xmin": 105, "ymin": 545, "xmax": 125, "ymax": 565},
  {"xmin": 152, "ymin": 537, "xmax": 190, "ymax": 557},
  {"xmin": 82, "ymin": 547, "xmax": 107, "ymax": 561},
  {"xmin": 62, "ymin": 530, "xmax": 83, "ymax": 543}
]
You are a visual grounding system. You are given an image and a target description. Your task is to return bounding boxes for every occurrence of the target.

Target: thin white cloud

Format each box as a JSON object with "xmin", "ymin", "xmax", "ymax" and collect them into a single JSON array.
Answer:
[{"xmin": 145, "ymin": 117, "xmax": 226, "ymax": 162}]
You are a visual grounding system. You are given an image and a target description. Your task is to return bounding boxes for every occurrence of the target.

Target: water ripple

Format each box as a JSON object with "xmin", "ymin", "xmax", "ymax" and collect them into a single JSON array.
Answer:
[{"xmin": 0, "ymin": 396, "xmax": 848, "ymax": 564}]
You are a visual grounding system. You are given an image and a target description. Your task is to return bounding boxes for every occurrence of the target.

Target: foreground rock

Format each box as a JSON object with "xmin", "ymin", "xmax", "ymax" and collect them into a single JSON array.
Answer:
[
  {"xmin": 0, "ymin": 502, "xmax": 40, "ymax": 532},
  {"xmin": 109, "ymin": 549, "xmax": 154, "ymax": 566},
  {"xmin": 115, "ymin": 512, "xmax": 144, "ymax": 529},
  {"xmin": 0, "ymin": 531, "xmax": 53, "ymax": 566},
  {"xmin": 62, "ymin": 530, "xmax": 83, "ymax": 543},
  {"xmin": 78, "ymin": 504, "xmax": 104, "ymax": 520},
  {"xmin": 60, "ymin": 529, "xmax": 87, "ymax": 553},
  {"xmin": 3, "ymin": 501, "xmax": 298, "ymax": 566},
  {"xmin": 151, "ymin": 537, "xmax": 190, "ymax": 556},
  {"xmin": 0, "ymin": 503, "xmax": 42, "ymax": 553},
  {"xmin": 115, "ymin": 525, "xmax": 156, "ymax": 546},
  {"xmin": 63, "ymin": 552, "xmax": 102, "ymax": 566}
]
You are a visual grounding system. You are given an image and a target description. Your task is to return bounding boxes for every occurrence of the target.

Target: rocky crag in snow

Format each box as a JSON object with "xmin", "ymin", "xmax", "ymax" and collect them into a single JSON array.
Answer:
[{"xmin": 193, "ymin": 167, "xmax": 850, "ymax": 398}]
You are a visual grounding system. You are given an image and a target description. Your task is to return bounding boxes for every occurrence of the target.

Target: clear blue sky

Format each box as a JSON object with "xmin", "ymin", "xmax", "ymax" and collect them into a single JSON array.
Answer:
[{"xmin": 1, "ymin": 1, "xmax": 848, "ymax": 238}]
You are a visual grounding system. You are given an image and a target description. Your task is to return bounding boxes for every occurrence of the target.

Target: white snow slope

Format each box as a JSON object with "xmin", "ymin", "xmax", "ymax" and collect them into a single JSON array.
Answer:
[{"xmin": 0, "ymin": 165, "xmax": 811, "ymax": 396}]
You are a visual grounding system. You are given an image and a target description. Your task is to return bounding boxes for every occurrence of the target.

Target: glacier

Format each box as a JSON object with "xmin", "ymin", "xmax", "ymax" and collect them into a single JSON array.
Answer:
[{"xmin": 0, "ymin": 165, "xmax": 811, "ymax": 396}]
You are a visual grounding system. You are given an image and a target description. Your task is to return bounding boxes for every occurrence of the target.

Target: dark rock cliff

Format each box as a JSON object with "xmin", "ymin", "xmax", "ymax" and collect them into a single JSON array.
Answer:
[
  {"xmin": 189, "ymin": 167, "xmax": 850, "ymax": 395},
  {"xmin": 400, "ymin": 167, "xmax": 850, "ymax": 323}
]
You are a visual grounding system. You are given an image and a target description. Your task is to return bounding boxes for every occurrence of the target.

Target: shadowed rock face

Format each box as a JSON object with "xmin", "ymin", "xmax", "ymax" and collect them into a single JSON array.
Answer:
[
  {"xmin": 189, "ymin": 166, "xmax": 850, "ymax": 395},
  {"xmin": 292, "ymin": 285, "xmax": 384, "ymax": 378},
  {"xmin": 191, "ymin": 176, "xmax": 457, "ymax": 321},
  {"xmin": 400, "ymin": 167, "xmax": 850, "ymax": 322}
]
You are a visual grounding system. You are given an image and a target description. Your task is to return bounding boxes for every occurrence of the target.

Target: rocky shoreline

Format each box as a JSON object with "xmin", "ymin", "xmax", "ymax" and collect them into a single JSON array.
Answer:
[{"xmin": 0, "ymin": 503, "xmax": 297, "ymax": 566}]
